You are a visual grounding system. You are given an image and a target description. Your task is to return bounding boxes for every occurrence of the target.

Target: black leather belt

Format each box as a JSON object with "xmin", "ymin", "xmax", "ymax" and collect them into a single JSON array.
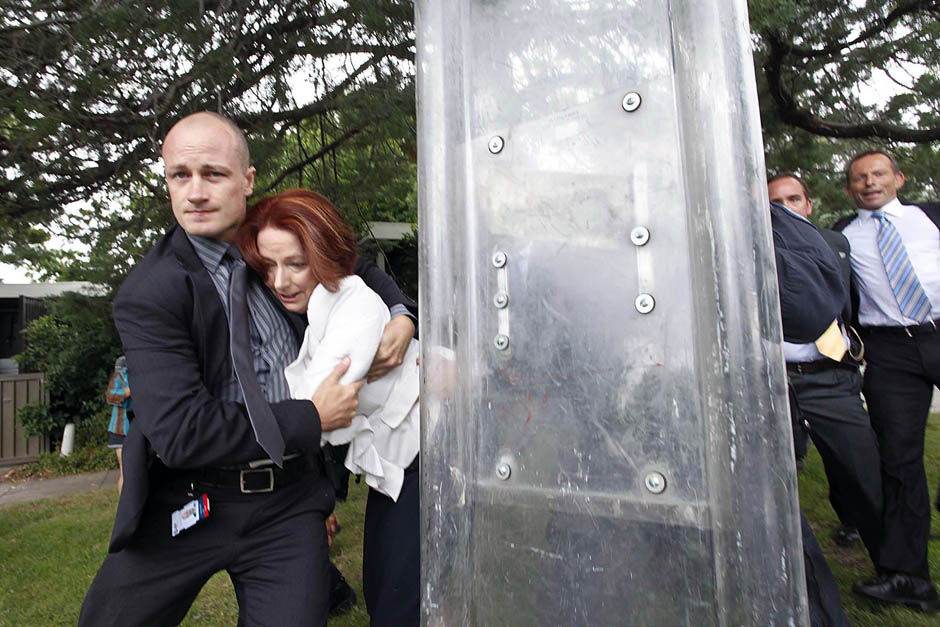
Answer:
[
  {"xmin": 861, "ymin": 319, "xmax": 939, "ymax": 338},
  {"xmin": 786, "ymin": 359, "xmax": 858, "ymax": 375},
  {"xmin": 176, "ymin": 455, "xmax": 314, "ymax": 494}
]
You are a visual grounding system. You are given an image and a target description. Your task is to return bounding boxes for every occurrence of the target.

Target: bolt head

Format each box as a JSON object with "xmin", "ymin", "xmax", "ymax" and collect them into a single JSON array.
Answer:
[
  {"xmin": 622, "ymin": 92, "xmax": 642, "ymax": 112},
  {"xmin": 494, "ymin": 334, "xmax": 510, "ymax": 350},
  {"xmin": 635, "ymin": 293, "xmax": 655, "ymax": 314},
  {"xmin": 493, "ymin": 292, "xmax": 509, "ymax": 308},
  {"xmin": 630, "ymin": 226, "xmax": 650, "ymax": 246},
  {"xmin": 644, "ymin": 471, "xmax": 666, "ymax": 494},
  {"xmin": 488, "ymin": 135, "xmax": 505, "ymax": 154},
  {"xmin": 496, "ymin": 463, "xmax": 511, "ymax": 480},
  {"xmin": 492, "ymin": 251, "xmax": 507, "ymax": 268}
]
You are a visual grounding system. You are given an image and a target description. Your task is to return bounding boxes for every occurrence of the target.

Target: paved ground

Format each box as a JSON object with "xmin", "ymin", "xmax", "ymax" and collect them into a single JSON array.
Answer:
[{"xmin": 0, "ymin": 468, "xmax": 117, "ymax": 508}]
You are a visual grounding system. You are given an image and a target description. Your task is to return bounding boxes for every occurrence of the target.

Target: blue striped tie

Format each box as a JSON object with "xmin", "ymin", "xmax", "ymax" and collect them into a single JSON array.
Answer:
[{"xmin": 873, "ymin": 212, "xmax": 932, "ymax": 322}]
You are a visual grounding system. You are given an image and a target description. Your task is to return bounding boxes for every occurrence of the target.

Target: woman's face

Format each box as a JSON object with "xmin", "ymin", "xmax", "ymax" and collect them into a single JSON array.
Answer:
[{"xmin": 255, "ymin": 226, "xmax": 317, "ymax": 313}]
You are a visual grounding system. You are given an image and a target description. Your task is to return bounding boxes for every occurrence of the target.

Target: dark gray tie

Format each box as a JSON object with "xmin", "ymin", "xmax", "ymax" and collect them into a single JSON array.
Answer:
[{"xmin": 228, "ymin": 256, "xmax": 285, "ymax": 466}]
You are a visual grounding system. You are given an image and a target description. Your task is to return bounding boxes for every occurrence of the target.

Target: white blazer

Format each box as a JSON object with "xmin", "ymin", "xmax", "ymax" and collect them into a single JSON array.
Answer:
[{"xmin": 284, "ymin": 274, "xmax": 419, "ymax": 501}]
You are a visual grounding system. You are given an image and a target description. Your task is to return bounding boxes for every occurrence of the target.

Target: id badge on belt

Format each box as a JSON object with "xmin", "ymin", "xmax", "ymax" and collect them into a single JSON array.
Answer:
[{"xmin": 171, "ymin": 493, "xmax": 210, "ymax": 537}]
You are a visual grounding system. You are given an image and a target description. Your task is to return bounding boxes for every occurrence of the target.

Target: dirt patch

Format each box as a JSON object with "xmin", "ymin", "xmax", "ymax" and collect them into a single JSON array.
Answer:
[{"xmin": 0, "ymin": 465, "xmax": 51, "ymax": 483}]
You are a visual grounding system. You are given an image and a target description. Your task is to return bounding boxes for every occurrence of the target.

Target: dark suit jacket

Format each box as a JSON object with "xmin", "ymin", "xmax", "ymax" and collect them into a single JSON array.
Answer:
[
  {"xmin": 831, "ymin": 201, "xmax": 940, "ymax": 326},
  {"xmin": 770, "ymin": 202, "xmax": 846, "ymax": 343},
  {"xmin": 110, "ymin": 225, "xmax": 414, "ymax": 552},
  {"xmin": 817, "ymin": 228, "xmax": 853, "ymax": 324}
]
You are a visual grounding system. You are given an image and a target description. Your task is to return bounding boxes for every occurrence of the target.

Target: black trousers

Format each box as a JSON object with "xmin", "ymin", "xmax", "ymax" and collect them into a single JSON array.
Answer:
[
  {"xmin": 788, "ymin": 366, "xmax": 883, "ymax": 565},
  {"xmin": 801, "ymin": 512, "xmax": 851, "ymax": 627},
  {"xmin": 79, "ymin": 471, "xmax": 334, "ymax": 626},
  {"xmin": 362, "ymin": 459, "xmax": 420, "ymax": 627},
  {"xmin": 787, "ymin": 390, "xmax": 851, "ymax": 626},
  {"xmin": 860, "ymin": 325, "xmax": 940, "ymax": 580}
]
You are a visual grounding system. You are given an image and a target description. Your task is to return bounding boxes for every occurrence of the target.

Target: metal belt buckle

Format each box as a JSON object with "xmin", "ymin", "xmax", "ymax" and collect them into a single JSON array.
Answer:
[{"xmin": 240, "ymin": 468, "xmax": 274, "ymax": 493}]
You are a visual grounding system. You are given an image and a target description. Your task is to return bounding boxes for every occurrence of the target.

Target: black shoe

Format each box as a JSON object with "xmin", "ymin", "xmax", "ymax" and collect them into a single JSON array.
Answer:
[
  {"xmin": 329, "ymin": 574, "xmax": 357, "ymax": 617},
  {"xmin": 831, "ymin": 524, "xmax": 860, "ymax": 547},
  {"xmin": 852, "ymin": 573, "xmax": 940, "ymax": 613}
]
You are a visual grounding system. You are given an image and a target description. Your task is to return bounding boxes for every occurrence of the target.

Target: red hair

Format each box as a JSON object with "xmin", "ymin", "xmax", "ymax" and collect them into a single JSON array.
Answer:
[{"xmin": 238, "ymin": 188, "xmax": 357, "ymax": 293}]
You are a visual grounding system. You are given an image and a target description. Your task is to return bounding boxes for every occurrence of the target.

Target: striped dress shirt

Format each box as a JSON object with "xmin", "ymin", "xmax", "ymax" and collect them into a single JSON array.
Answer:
[{"xmin": 187, "ymin": 234, "xmax": 299, "ymax": 404}]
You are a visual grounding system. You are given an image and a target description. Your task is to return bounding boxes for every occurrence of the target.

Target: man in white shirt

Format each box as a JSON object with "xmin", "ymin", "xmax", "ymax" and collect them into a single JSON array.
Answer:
[{"xmin": 833, "ymin": 150, "xmax": 940, "ymax": 613}]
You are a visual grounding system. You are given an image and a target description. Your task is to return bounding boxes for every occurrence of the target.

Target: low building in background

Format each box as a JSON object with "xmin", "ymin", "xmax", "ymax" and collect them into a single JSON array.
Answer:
[{"xmin": 0, "ymin": 282, "xmax": 102, "ymax": 374}]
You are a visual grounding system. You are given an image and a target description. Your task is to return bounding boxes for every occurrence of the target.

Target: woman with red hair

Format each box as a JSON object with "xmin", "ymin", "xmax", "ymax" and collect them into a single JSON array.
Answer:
[{"xmin": 239, "ymin": 188, "xmax": 420, "ymax": 627}]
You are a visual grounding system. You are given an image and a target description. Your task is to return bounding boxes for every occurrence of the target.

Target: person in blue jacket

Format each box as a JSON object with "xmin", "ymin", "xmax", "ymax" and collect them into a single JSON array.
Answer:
[
  {"xmin": 769, "ymin": 200, "xmax": 851, "ymax": 627},
  {"xmin": 105, "ymin": 355, "xmax": 133, "ymax": 493}
]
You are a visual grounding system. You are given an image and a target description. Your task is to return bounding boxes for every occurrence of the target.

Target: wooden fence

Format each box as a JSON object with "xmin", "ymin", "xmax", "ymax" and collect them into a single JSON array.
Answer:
[{"xmin": 0, "ymin": 373, "xmax": 48, "ymax": 467}]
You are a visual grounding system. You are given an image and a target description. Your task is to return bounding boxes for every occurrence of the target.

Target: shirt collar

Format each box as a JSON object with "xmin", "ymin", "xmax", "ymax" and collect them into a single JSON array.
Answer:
[
  {"xmin": 772, "ymin": 201, "xmax": 814, "ymax": 226},
  {"xmin": 858, "ymin": 197, "xmax": 904, "ymax": 221},
  {"xmin": 186, "ymin": 234, "xmax": 236, "ymax": 273}
]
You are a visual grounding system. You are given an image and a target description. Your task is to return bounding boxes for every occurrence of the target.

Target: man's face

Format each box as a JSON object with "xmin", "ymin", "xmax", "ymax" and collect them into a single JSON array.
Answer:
[
  {"xmin": 162, "ymin": 116, "xmax": 255, "ymax": 242},
  {"xmin": 768, "ymin": 177, "xmax": 812, "ymax": 218},
  {"xmin": 845, "ymin": 153, "xmax": 904, "ymax": 211}
]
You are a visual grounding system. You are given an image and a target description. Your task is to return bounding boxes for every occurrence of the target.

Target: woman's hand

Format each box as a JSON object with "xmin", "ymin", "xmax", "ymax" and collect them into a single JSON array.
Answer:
[{"xmin": 367, "ymin": 315, "xmax": 415, "ymax": 382}]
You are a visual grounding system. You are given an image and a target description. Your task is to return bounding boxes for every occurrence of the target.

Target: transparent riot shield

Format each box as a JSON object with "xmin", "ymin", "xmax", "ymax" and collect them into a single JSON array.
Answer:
[{"xmin": 416, "ymin": 1, "xmax": 807, "ymax": 625}]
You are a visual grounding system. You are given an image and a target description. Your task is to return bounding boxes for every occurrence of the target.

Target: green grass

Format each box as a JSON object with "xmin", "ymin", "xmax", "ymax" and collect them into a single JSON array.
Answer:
[
  {"xmin": 0, "ymin": 480, "xmax": 371, "ymax": 627},
  {"xmin": 1, "ymin": 417, "xmax": 938, "ymax": 625},
  {"xmin": 797, "ymin": 412, "xmax": 940, "ymax": 627}
]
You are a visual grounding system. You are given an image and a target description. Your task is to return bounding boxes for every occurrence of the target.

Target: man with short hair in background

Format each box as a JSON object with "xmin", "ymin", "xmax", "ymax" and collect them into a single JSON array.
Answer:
[
  {"xmin": 768, "ymin": 173, "xmax": 883, "ymax": 568},
  {"xmin": 833, "ymin": 150, "xmax": 940, "ymax": 613},
  {"xmin": 767, "ymin": 193, "xmax": 851, "ymax": 626}
]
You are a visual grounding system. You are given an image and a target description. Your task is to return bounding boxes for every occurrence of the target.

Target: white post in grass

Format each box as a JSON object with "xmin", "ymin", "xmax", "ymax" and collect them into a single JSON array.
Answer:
[{"xmin": 60, "ymin": 422, "xmax": 75, "ymax": 456}]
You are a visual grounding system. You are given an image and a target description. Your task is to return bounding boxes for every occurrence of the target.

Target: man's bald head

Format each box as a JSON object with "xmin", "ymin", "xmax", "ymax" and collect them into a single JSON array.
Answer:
[
  {"xmin": 161, "ymin": 111, "xmax": 256, "ymax": 242},
  {"xmin": 162, "ymin": 111, "xmax": 251, "ymax": 170}
]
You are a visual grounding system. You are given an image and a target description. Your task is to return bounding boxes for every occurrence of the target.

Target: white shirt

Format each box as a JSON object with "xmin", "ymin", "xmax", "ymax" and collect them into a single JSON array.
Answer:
[
  {"xmin": 284, "ymin": 275, "xmax": 420, "ymax": 501},
  {"xmin": 783, "ymin": 341, "xmax": 824, "ymax": 363},
  {"xmin": 842, "ymin": 198, "xmax": 940, "ymax": 327},
  {"xmin": 783, "ymin": 328, "xmax": 850, "ymax": 364}
]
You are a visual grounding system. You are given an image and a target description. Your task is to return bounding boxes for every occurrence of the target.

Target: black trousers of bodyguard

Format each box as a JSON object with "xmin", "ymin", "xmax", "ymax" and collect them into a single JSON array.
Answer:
[
  {"xmin": 788, "ymin": 365, "xmax": 883, "ymax": 565},
  {"xmin": 79, "ymin": 471, "xmax": 333, "ymax": 626}
]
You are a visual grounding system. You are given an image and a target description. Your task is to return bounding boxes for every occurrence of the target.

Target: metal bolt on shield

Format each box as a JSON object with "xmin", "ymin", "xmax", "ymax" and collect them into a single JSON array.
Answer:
[
  {"xmin": 635, "ymin": 293, "xmax": 655, "ymax": 314},
  {"xmin": 644, "ymin": 471, "xmax": 666, "ymax": 494},
  {"xmin": 622, "ymin": 92, "xmax": 642, "ymax": 112},
  {"xmin": 630, "ymin": 226, "xmax": 650, "ymax": 246}
]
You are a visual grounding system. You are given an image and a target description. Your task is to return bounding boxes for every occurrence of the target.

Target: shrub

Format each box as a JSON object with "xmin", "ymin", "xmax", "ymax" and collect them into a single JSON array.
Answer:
[
  {"xmin": 16, "ymin": 404, "xmax": 58, "ymax": 439},
  {"xmin": 14, "ymin": 292, "xmax": 121, "ymax": 440},
  {"xmin": 30, "ymin": 446, "xmax": 117, "ymax": 476},
  {"xmin": 75, "ymin": 409, "xmax": 111, "ymax": 448}
]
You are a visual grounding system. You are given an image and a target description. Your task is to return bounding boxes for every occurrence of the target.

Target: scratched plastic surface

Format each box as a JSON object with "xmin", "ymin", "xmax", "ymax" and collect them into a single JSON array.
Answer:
[{"xmin": 416, "ymin": 1, "xmax": 807, "ymax": 625}]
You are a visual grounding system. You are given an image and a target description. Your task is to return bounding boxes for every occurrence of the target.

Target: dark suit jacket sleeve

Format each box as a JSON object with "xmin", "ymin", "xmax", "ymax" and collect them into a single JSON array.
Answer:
[
  {"xmin": 770, "ymin": 203, "xmax": 847, "ymax": 344},
  {"xmin": 114, "ymin": 272, "xmax": 322, "ymax": 470},
  {"xmin": 817, "ymin": 228, "xmax": 854, "ymax": 324},
  {"xmin": 354, "ymin": 256, "xmax": 417, "ymax": 317}
]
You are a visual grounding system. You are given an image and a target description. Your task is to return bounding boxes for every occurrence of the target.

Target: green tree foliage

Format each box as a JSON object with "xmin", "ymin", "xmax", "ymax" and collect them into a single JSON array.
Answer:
[
  {"xmin": 2, "ymin": 1, "xmax": 938, "ymax": 267},
  {"xmin": 0, "ymin": 0, "xmax": 416, "ymax": 282},
  {"xmin": 751, "ymin": 0, "xmax": 940, "ymax": 224},
  {"xmin": 14, "ymin": 292, "xmax": 121, "ymax": 437}
]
